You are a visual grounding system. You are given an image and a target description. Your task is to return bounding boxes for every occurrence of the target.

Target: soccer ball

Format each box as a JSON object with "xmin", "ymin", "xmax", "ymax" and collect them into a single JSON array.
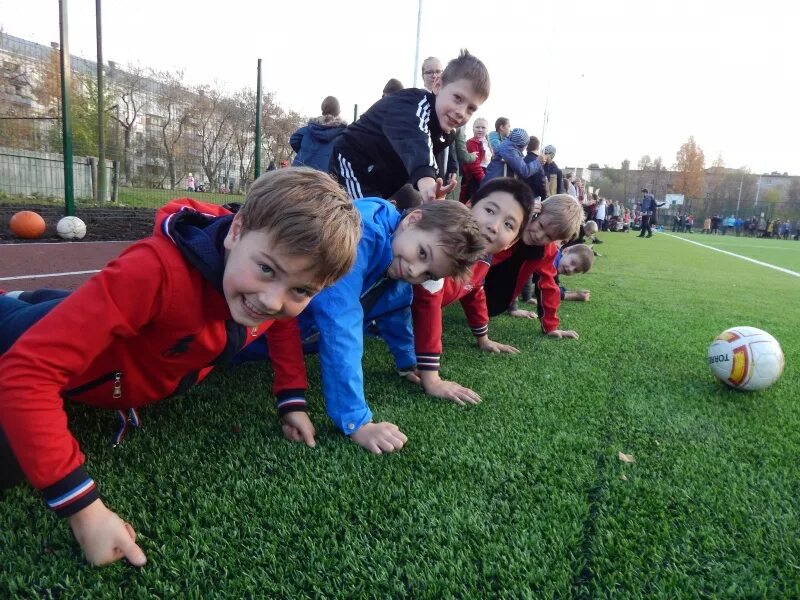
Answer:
[
  {"xmin": 708, "ymin": 327, "xmax": 785, "ymax": 391},
  {"xmin": 56, "ymin": 216, "xmax": 87, "ymax": 240},
  {"xmin": 9, "ymin": 210, "xmax": 46, "ymax": 239}
]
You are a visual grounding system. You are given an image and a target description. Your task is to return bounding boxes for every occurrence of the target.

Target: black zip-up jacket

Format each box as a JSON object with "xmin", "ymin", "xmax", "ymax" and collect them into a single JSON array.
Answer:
[{"xmin": 330, "ymin": 88, "xmax": 456, "ymax": 198}]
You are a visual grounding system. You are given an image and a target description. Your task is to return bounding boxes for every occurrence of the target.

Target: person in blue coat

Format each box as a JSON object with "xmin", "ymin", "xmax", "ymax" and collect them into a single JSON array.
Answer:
[
  {"xmin": 482, "ymin": 128, "xmax": 545, "ymax": 185},
  {"xmin": 290, "ymin": 96, "xmax": 347, "ymax": 171}
]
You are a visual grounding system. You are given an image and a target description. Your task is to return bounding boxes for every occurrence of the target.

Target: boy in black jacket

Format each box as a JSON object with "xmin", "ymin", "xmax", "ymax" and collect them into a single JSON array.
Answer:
[{"xmin": 330, "ymin": 49, "xmax": 490, "ymax": 203}]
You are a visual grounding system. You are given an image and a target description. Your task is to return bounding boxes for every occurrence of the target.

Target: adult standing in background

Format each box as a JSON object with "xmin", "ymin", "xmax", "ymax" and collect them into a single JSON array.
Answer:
[
  {"xmin": 638, "ymin": 188, "xmax": 662, "ymax": 238},
  {"xmin": 382, "ymin": 78, "xmax": 404, "ymax": 97},
  {"xmin": 290, "ymin": 96, "xmax": 347, "ymax": 172}
]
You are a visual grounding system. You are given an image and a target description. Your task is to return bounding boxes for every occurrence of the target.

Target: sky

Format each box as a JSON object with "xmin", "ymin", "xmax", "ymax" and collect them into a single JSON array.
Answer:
[{"xmin": 1, "ymin": 0, "xmax": 797, "ymax": 175}]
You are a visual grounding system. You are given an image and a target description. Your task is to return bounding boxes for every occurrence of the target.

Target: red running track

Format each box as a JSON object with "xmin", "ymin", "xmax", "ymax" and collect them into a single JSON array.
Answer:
[{"xmin": 0, "ymin": 240, "xmax": 135, "ymax": 292}]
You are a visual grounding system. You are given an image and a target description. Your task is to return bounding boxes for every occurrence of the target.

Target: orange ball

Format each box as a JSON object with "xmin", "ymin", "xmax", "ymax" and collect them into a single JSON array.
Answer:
[{"xmin": 9, "ymin": 210, "xmax": 47, "ymax": 239}]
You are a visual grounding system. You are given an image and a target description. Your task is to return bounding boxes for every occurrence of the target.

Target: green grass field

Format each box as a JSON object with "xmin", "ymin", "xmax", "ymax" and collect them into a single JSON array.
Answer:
[{"xmin": 1, "ymin": 231, "xmax": 799, "ymax": 597}]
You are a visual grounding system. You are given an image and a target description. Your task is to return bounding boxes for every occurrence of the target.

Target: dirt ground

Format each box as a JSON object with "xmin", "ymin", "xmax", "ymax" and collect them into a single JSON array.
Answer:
[{"xmin": 0, "ymin": 205, "xmax": 155, "ymax": 243}]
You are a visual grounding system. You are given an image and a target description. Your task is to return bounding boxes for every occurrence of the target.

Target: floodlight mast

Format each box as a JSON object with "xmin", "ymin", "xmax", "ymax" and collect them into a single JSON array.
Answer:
[{"xmin": 413, "ymin": 0, "xmax": 423, "ymax": 88}]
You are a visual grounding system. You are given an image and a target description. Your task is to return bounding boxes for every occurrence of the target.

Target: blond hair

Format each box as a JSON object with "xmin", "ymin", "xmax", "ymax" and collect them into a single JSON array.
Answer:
[
  {"xmin": 413, "ymin": 201, "xmax": 484, "ymax": 281},
  {"xmin": 238, "ymin": 168, "xmax": 360, "ymax": 286},
  {"xmin": 583, "ymin": 220, "xmax": 598, "ymax": 235},
  {"xmin": 562, "ymin": 244, "xmax": 594, "ymax": 273},
  {"xmin": 541, "ymin": 194, "xmax": 584, "ymax": 242},
  {"xmin": 441, "ymin": 49, "xmax": 490, "ymax": 102}
]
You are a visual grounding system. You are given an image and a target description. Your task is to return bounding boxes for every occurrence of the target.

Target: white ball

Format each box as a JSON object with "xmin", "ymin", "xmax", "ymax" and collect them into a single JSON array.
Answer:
[
  {"xmin": 708, "ymin": 327, "xmax": 785, "ymax": 391},
  {"xmin": 56, "ymin": 216, "xmax": 87, "ymax": 240}
]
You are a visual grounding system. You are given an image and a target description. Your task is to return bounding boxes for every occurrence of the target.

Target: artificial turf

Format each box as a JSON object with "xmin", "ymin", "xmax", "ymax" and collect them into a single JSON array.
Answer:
[{"xmin": 1, "ymin": 230, "xmax": 798, "ymax": 597}]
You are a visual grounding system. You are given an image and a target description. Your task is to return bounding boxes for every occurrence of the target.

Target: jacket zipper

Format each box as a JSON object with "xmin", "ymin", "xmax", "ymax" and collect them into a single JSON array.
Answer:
[{"xmin": 64, "ymin": 370, "xmax": 123, "ymax": 401}]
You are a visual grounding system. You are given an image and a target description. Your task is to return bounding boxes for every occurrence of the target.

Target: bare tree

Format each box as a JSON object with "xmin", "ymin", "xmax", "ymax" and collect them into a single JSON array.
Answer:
[
  {"xmin": 637, "ymin": 155, "xmax": 653, "ymax": 170},
  {"xmin": 193, "ymin": 84, "xmax": 237, "ymax": 189},
  {"xmin": 151, "ymin": 69, "xmax": 193, "ymax": 189},
  {"xmin": 108, "ymin": 63, "xmax": 150, "ymax": 185},
  {"xmin": 230, "ymin": 88, "xmax": 256, "ymax": 192},
  {"xmin": 262, "ymin": 100, "xmax": 306, "ymax": 166}
]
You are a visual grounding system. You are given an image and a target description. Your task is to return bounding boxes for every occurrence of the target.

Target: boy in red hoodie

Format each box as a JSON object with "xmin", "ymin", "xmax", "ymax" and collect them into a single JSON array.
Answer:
[{"xmin": 0, "ymin": 168, "xmax": 360, "ymax": 567}]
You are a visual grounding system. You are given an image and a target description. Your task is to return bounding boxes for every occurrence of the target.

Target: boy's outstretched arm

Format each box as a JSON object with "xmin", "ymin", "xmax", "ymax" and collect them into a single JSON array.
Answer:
[
  {"xmin": 309, "ymin": 271, "xmax": 407, "ymax": 454},
  {"xmin": 412, "ymin": 281, "xmax": 482, "ymax": 405},
  {"xmin": 263, "ymin": 318, "xmax": 314, "ymax": 447},
  {"xmin": 533, "ymin": 259, "xmax": 579, "ymax": 339},
  {"xmin": 459, "ymin": 284, "xmax": 520, "ymax": 355}
]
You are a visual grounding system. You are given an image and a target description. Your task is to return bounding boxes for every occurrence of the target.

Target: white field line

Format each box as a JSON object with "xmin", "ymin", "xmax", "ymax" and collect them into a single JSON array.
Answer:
[
  {"xmin": 663, "ymin": 233, "xmax": 800, "ymax": 278},
  {"xmin": 0, "ymin": 269, "xmax": 100, "ymax": 282}
]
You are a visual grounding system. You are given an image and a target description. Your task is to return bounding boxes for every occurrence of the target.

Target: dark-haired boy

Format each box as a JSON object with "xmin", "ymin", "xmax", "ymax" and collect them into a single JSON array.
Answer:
[
  {"xmin": 483, "ymin": 194, "xmax": 584, "ymax": 338},
  {"xmin": 330, "ymin": 50, "xmax": 490, "ymax": 203},
  {"xmin": 412, "ymin": 178, "xmax": 533, "ymax": 404},
  {"xmin": 0, "ymin": 168, "xmax": 361, "ymax": 567}
]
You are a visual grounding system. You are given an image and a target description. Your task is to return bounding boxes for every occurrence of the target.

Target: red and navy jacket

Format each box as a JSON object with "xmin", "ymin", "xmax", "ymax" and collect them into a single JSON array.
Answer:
[
  {"xmin": 412, "ymin": 257, "xmax": 491, "ymax": 372},
  {"xmin": 482, "ymin": 241, "xmax": 561, "ymax": 333},
  {"xmin": 0, "ymin": 199, "xmax": 307, "ymax": 518}
]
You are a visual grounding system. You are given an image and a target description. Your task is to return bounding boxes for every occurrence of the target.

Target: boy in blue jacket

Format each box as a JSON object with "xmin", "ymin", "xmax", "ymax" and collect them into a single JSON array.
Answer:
[{"xmin": 290, "ymin": 199, "xmax": 484, "ymax": 453}]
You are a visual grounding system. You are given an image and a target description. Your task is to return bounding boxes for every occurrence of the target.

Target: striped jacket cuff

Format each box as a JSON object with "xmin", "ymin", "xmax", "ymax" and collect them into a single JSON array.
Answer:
[
  {"xmin": 276, "ymin": 388, "xmax": 308, "ymax": 417},
  {"xmin": 43, "ymin": 466, "xmax": 100, "ymax": 518},
  {"xmin": 471, "ymin": 323, "xmax": 489, "ymax": 337},
  {"xmin": 416, "ymin": 354, "xmax": 441, "ymax": 372}
]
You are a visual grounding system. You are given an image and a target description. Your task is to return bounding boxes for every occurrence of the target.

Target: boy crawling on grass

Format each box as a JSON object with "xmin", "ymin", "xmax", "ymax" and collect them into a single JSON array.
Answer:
[
  {"xmin": 0, "ymin": 168, "xmax": 360, "ymax": 567},
  {"xmin": 484, "ymin": 194, "xmax": 585, "ymax": 338},
  {"xmin": 410, "ymin": 178, "xmax": 534, "ymax": 405}
]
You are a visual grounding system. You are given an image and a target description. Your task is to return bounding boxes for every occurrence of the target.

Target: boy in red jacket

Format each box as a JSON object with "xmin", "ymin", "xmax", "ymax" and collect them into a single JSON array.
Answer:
[
  {"xmin": 412, "ymin": 178, "xmax": 533, "ymax": 404},
  {"xmin": 483, "ymin": 194, "xmax": 585, "ymax": 338},
  {"xmin": 0, "ymin": 168, "xmax": 360, "ymax": 567}
]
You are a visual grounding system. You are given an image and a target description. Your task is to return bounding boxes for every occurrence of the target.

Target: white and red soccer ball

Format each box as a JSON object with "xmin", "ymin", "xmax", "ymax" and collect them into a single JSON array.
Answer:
[{"xmin": 708, "ymin": 327, "xmax": 784, "ymax": 391}]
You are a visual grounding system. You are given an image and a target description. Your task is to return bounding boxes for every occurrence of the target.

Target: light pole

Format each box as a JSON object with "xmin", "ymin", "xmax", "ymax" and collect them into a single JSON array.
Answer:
[
  {"xmin": 412, "ymin": 0, "xmax": 423, "ymax": 88},
  {"xmin": 736, "ymin": 169, "xmax": 745, "ymax": 218},
  {"xmin": 754, "ymin": 174, "xmax": 762, "ymax": 209}
]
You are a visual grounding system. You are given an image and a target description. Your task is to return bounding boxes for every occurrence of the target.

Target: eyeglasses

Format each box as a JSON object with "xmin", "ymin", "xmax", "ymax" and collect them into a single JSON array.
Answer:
[{"xmin": 423, "ymin": 69, "xmax": 442, "ymax": 77}]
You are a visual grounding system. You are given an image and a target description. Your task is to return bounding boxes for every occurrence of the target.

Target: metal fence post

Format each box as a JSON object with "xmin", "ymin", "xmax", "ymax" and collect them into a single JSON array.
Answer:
[
  {"xmin": 59, "ymin": 0, "xmax": 75, "ymax": 216},
  {"xmin": 254, "ymin": 59, "xmax": 262, "ymax": 180},
  {"xmin": 95, "ymin": 0, "xmax": 107, "ymax": 202}
]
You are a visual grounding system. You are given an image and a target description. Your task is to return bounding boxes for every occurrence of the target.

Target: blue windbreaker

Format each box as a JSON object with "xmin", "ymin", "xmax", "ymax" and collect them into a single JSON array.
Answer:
[{"xmin": 297, "ymin": 198, "xmax": 415, "ymax": 435}]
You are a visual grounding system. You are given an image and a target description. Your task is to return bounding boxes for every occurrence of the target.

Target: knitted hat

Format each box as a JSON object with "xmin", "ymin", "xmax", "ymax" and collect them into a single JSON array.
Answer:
[
  {"xmin": 543, "ymin": 144, "xmax": 556, "ymax": 156},
  {"xmin": 509, "ymin": 128, "xmax": 530, "ymax": 149}
]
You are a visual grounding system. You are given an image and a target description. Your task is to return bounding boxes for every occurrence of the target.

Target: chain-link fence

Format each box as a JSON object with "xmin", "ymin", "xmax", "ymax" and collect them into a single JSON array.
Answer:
[{"xmin": 0, "ymin": 31, "xmax": 306, "ymax": 215}]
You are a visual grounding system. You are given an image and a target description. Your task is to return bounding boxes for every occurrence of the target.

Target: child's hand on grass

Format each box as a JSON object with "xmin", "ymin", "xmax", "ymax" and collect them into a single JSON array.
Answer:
[
  {"xmin": 476, "ymin": 336, "xmax": 520, "ymax": 354},
  {"xmin": 547, "ymin": 329, "xmax": 579, "ymax": 339},
  {"xmin": 350, "ymin": 422, "xmax": 408, "ymax": 454},
  {"xmin": 400, "ymin": 367, "xmax": 422, "ymax": 385},
  {"xmin": 68, "ymin": 498, "xmax": 146, "ymax": 567},
  {"xmin": 575, "ymin": 290, "xmax": 590, "ymax": 302},
  {"xmin": 281, "ymin": 412, "xmax": 317, "ymax": 448},
  {"xmin": 508, "ymin": 309, "xmax": 538, "ymax": 319},
  {"xmin": 421, "ymin": 371, "xmax": 481, "ymax": 406}
]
